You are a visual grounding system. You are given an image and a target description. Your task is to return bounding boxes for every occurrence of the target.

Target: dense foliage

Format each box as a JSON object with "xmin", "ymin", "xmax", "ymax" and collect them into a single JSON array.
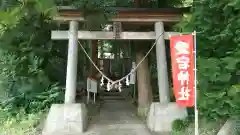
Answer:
[
  {"xmin": 183, "ymin": 0, "xmax": 240, "ymax": 119},
  {"xmin": 0, "ymin": 0, "xmax": 64, "ymax": 116}
]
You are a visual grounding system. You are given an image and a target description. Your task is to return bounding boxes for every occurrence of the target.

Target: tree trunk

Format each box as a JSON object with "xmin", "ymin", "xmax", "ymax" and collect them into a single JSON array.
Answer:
[
  {"xmin": 136, "ymin": 49, "xmax": 152, "ymax": 118},
  {"xmin": 158, "ymin": 0, "xmax": 167, "ymax": 8},
  {"xmin": 133, "ymin": 0, "xmax": 153, "ymax": 119}
]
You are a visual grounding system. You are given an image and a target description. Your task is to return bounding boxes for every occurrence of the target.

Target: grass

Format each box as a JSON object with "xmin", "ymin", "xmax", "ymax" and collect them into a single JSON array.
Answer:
[
  {"xmin": 171, "ymin": 119, "xmax": 225, "ymax": 135},
  {"xmin": 0, "ymin": 109, "xmax": 46, "ymax": 135}
]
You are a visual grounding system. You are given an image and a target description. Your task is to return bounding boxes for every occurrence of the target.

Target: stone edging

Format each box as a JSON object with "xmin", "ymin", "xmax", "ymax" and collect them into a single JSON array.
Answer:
[{"xmin": 217, "ymin": 119, "xmax": 240, "ymax": 135}]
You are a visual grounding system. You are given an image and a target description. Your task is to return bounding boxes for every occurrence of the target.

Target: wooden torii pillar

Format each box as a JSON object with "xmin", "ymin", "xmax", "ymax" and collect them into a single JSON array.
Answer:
[{"xmin": 90, "ymin": 40, "xmax": 98, "ymax": 77}]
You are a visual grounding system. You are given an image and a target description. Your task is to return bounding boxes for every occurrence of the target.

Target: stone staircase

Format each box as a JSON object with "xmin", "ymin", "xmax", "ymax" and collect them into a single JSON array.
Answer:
[{"xmin": 80, "ymin": 100, "xmax": 153, "ymax": 135}]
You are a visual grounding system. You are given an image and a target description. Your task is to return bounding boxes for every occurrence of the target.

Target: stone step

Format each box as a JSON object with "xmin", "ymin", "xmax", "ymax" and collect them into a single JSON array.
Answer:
[
  {"xmin": 100, "ymin": 95, "xmax": 125, "ymax": 101},
  {"xmin": 99, "ymin": 90, "xmax": 127, "ymax": 101},
  {"xmin": 100, "ymin": 92, "xmax": 122, "ymax": 96}
]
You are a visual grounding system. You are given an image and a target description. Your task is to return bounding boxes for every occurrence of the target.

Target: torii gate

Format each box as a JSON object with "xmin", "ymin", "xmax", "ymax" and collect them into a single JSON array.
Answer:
[
  {"xmin": 51, "ymin": 6, "xmax": 188, "ymax": 104},
  {"xmin": 42, "ymin": 6, "xmax": 189, "ymax": 135}
]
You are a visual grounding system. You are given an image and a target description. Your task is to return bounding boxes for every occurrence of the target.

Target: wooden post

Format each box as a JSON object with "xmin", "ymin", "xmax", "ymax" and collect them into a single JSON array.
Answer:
[
  {"xmin": 155, "ymin": 22, "xmax": 170, "ymax": 103},
  {"xmin": 90, "ymin": 40, "xmax": 98, "ymax": 76},
  {"xmin": 65, "ymin": 20, "xmax": 79, "ymax": 103}
]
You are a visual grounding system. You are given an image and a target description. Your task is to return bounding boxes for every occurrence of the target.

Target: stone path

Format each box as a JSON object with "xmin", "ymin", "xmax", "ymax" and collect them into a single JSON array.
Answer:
[{"xmin": 82, "ymin": 100, "xmax": 154, "ymax": 135}]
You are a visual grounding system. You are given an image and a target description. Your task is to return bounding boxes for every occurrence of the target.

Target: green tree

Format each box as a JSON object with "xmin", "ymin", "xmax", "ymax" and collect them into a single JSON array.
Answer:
[
  {"xmin": 182, "ymin": 0, "xmax": 240, "ymax": 119},
  {"xmin": 0, "ymin": 0, "xmax": 64, "ymax": 115}
]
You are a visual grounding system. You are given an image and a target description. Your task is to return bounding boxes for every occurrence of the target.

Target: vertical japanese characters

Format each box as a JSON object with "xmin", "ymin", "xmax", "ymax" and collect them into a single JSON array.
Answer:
[{"xmin": 170, "ymin": 34, "xmax": 195, "ymax": 107}]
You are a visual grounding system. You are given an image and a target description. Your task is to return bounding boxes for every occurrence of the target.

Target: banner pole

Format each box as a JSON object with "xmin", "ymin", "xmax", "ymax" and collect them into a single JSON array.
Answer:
[{"xmin": 193, "ymin": 31, "xmax": 199, "ymax": 135}]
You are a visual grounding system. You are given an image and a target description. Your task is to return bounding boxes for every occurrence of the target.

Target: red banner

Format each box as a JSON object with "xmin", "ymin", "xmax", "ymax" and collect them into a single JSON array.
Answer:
[{"xmin": 170, "ymin": 34, "xmax": 195, "ymax": 107}]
